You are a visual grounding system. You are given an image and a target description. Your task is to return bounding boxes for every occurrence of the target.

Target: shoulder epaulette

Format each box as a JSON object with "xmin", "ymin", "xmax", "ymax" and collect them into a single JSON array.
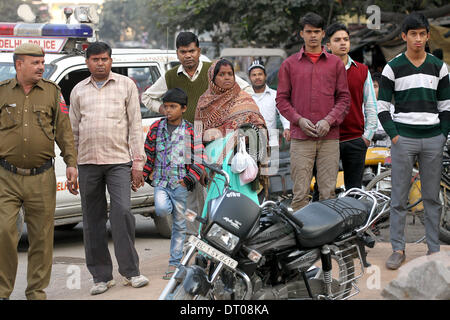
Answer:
[
  {"xmin": 41, "ymin": 78, "xmax": 61, "ymax": 90},
  {"xmin": 0, "ymin": 79, "xmax": 12, "ymax": 86}
]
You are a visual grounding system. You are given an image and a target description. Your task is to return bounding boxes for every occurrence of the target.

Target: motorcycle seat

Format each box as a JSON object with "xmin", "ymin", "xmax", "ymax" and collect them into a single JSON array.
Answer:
[{"xmin": 292, "ymin": 197, "xmax": 370, "ymax": 248}]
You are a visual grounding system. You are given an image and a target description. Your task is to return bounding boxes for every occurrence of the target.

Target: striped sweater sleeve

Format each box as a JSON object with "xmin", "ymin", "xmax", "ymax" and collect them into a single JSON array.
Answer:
[
  {"xmin": 143, "ymin": 120, "xmax": 160, "ymax": 180},
  {"xmin": 377, "ymin": 63, "xmax": 398, "ymax": 139}
]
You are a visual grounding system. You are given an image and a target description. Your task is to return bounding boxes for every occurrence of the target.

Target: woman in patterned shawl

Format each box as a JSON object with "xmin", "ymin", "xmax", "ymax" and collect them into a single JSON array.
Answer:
[{"xmin": 195, "ymin": 59, "xmax": 267, "ymax": 220}]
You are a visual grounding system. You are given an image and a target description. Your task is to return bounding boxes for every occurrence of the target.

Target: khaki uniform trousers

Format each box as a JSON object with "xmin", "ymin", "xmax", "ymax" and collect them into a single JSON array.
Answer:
[
  {"xmin": 290, "ymin": 139, "xmax": 340, "ymax": 212},
  {"xmin": 0, "ymin": 166, "xmax": 56, "ymax": 300}
]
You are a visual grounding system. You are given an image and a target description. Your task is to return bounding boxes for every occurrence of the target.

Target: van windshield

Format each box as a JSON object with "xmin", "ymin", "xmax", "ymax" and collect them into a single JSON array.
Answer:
[{"xmin": 0, "ymin": 63, "xmax": 56, "ymax": 82}]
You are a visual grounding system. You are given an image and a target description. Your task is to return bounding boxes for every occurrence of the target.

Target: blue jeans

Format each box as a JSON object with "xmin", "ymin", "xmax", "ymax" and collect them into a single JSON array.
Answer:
[{"xmin": 154, "ymin": 185, "xmax": 188, "ymax": 266}]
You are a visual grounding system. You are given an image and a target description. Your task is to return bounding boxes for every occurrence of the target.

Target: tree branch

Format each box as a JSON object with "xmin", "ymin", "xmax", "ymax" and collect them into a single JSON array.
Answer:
[{"xmin": 381, "ymin": 4, "xmax": 450, "ymax": 23}]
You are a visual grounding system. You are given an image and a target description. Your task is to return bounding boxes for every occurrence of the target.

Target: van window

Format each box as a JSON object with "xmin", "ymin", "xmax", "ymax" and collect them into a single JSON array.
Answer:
[
  {"xmin": 0, "ymin": 62, "xmax": 56, "ymax": 82},
  {"xmin": 125, "ymin": 66, "xmax": 162, "ymax": 119},
  {"xmin": 58, "ymin": 65, "xmax": 162, "ymax": 119}
]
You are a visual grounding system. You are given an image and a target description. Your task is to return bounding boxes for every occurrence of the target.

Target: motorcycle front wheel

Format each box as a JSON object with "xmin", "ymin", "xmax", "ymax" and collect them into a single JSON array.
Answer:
[
  {"xmin": 166, "ymin": 282, "xmax": 210, "ymax": 300},
  {"xmin": 169, "ymin": 283, "xmax": 194, "ymax": 300}
]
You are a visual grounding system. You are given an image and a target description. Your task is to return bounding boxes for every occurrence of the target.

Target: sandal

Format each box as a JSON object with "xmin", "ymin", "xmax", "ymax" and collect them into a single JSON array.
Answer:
[{"xmin": 162, "ymin": 266, "xmax": 177, "ymax": 280}]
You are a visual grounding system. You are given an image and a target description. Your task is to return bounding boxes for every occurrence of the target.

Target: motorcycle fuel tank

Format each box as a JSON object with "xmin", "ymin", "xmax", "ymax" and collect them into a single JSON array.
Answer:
[{"xmin": 208, "ymin": 189, "xmax": 261, "ymax": 239}]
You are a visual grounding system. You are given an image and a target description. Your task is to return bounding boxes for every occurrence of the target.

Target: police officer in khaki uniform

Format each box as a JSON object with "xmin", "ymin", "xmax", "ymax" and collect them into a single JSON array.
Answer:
[{"xmin": 0, "ymin": 43, "xmax": 78, "ymax": 300}]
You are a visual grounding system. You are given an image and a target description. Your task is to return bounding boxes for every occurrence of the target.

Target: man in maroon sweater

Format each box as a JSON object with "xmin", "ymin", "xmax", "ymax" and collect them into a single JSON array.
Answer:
[
  {"xmin": 276, "ymin": 12, "xmax": 350, "ymax": 211},
  {"xmin": 326, "ymin": 23, "xmax": 378, "ymax": 190}
]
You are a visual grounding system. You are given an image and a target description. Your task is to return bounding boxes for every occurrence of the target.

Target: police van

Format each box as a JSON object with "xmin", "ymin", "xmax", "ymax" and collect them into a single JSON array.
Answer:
[{"xmin": 0, "ymin": 21, "xmax": 209, "ymax": 238}]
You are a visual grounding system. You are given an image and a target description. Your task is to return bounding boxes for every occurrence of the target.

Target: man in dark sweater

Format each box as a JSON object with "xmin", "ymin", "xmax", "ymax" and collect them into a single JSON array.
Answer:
[
  {"xmin": 142, "ymin": 32, "xmax": 251, "ymax": 123},
  {"xmin": 378, "ymin": 13, "xmax": 450, "ymax": 269},
  {"xmin": 326, "ymin": 23, "xmax": 378, "ymax": 190}
]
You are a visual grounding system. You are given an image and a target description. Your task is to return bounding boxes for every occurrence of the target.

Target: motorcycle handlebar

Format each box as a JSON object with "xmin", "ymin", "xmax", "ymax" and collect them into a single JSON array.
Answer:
[{"xmin": 203, "ymin": 162, "xmax": 230, "ymax": 187}]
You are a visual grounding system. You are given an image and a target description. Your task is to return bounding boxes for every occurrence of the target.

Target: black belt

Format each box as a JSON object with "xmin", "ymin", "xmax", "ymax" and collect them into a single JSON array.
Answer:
[{"xmin": 0, "ymin": 158, "xmax": 53, "ymax": 176}]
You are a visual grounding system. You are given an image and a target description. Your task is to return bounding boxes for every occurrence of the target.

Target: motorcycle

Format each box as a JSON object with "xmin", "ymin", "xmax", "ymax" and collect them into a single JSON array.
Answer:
[{"xmin": 159, "ymin": 163, "xmax": 390, "ymax": 300}]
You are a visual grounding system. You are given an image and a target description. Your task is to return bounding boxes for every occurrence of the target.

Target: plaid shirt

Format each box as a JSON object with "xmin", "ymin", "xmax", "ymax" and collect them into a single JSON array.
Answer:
[
  {"xmin": 69, "ymin": 72, "xmax": 145, "ymax": 170},
  {"xmin": 143, "ymin": 118, "xmax": 206, "ymax": 190}
]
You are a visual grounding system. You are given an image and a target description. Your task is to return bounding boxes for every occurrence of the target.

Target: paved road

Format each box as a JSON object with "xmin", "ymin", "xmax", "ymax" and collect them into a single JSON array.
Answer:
[
  {"xmin": 12, "ymin": 215, "xmax": 170, "ymax": 300},
  {"xmin": 10, "ymin": 214, "xmax": 449, "ymax": 300}
]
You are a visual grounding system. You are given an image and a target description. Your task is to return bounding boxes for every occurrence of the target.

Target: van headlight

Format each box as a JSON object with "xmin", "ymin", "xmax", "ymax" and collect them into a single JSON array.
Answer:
[{"xmin": 206, "ymin": 224, "xmax": 239, "ymax": 252}]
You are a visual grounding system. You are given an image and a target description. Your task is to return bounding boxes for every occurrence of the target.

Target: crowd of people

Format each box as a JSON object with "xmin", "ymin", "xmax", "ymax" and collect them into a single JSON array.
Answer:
[{"xmin": 0, "ymin": 10, "xmax": 449, "ymax": 300}]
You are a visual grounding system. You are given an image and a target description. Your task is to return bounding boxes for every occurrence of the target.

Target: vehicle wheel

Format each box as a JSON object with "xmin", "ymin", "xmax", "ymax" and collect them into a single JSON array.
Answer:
[
  {"xmin": 439, "ymin": 188, "xmax": 450, "ymax": 244},
  {"xmin": 365, "ymin": 169, "xmax": 392, "ymax": 195},
  {"xmin": 167, "ymin": 281, "xmax": 209, "ymax": 300},
  {"xmin": 439, "ymin": 213, "xmax": 450, "ymax": 244},
  {"xmin": 55, "ymin": 223, "xmax": 78, "ymax": 231},
  {"xmin": 365, "ymin": 169, "xmax": 427, "ymax": 243},
  {"xmin": 153, "ymin": 214, "xmax": 172, "ymax": 239},
  {"xmin": 169, "ymin": 283, "xmax": 194, "ymax": 300}
]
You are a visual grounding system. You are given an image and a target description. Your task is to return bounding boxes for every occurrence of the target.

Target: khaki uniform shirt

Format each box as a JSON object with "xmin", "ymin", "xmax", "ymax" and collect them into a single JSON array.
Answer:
[{"xmin": 0, "ymin": 78, "xmax": 77, "ymax": 169}]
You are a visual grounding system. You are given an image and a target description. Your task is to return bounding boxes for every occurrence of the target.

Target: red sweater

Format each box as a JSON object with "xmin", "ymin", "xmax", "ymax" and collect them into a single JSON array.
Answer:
[
  {"xmin": 339, "ymin": 60, "xmax": 368, "ymax": 142},
  {"xmin": 276, "ymin": 46, "xmax": 351, "ymax": 140}
]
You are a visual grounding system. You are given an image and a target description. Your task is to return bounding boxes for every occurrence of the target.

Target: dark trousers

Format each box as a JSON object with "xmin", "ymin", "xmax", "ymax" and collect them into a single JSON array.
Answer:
[
  {"xmin": 340, "ymin": 137, "xmax": 368, "ymax": 190},
  {"xmin": 79, "ymin": 162, "xmax": 140, "ymax": 283}
]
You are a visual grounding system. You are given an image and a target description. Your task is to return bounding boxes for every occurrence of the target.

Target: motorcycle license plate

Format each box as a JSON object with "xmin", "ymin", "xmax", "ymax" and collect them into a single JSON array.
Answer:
[{"xmin": 188, "ymin": 236, "xmax": 238, "ymax": 270}]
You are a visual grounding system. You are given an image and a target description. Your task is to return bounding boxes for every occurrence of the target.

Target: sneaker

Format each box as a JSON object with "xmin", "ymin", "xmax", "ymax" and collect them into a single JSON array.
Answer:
[
  {"xmin": 90, "ymin": 279, "xmax": 115, "ymax": 295},
  {"xmin": 123, "ymin": 275, "xmax": 149, "ymax": 288}
]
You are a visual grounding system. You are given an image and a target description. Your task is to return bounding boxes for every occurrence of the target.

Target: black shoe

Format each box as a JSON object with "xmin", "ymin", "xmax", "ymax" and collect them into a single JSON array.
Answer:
[{"xmin": 386, "ymin": 251, "xmax": 406, "ymax": 270}]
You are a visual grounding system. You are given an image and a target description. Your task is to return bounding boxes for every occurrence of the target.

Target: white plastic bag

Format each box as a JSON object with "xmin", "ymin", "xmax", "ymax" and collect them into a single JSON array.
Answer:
[{"xmin": 231, "ymin": 136, "xmax": 249, "ymax": 173}]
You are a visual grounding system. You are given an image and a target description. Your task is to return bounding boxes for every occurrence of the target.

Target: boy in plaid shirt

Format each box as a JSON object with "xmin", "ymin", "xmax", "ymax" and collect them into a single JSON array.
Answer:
[{"xmin": 143, "ymin": 88, "xmax": 206, "ymax": 279}]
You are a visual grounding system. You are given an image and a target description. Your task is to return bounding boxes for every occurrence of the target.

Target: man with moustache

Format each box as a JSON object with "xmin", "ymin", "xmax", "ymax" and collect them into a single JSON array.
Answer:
[
  {"xmin": 0, "ymin": 43, "xmax": 78, "ymax": 300},
  {"xmin": 69, "ymin": 42, "xmax": 149, "ymax": 295},
  {"xmin": 248, "ymin": 59, "xmax": 290, "ymax": 147},
  {"xmin": 142, "ymin": 32, "xmax": 251, "ymax": 222}
]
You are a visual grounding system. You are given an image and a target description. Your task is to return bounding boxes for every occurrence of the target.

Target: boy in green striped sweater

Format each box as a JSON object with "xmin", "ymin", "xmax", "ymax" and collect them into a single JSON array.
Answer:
[{"xmin": 378, "ymin": 12, "xmax": 450, "ymax": 270}]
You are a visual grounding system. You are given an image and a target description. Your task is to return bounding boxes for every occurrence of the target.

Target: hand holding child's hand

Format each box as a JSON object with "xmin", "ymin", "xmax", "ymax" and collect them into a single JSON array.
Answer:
[{"xmin": 178, "ymin": 179, "xmax": 187, "ymax": 188}]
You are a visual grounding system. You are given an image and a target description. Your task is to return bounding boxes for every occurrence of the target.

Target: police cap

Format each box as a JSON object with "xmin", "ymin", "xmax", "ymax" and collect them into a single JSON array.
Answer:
[{"xmin": 14, "ymin": 43, "xmax": 45, "ymax": 57}]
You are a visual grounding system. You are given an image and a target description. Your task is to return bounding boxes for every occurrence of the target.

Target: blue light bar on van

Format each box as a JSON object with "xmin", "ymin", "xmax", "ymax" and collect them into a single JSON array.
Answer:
[
  {"xmin": 0, "ymin": 23, "xmax": 93, "ymax": 38},
  {"xmin": 42, "ymin": 24, "xmax": 93, "ymax": 37}
]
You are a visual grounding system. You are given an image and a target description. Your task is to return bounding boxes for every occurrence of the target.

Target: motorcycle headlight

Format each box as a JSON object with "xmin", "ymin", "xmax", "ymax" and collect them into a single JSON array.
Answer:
[{"xmin": 206, "ymin": 224, "xmax": 239, "ymax": 252}]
